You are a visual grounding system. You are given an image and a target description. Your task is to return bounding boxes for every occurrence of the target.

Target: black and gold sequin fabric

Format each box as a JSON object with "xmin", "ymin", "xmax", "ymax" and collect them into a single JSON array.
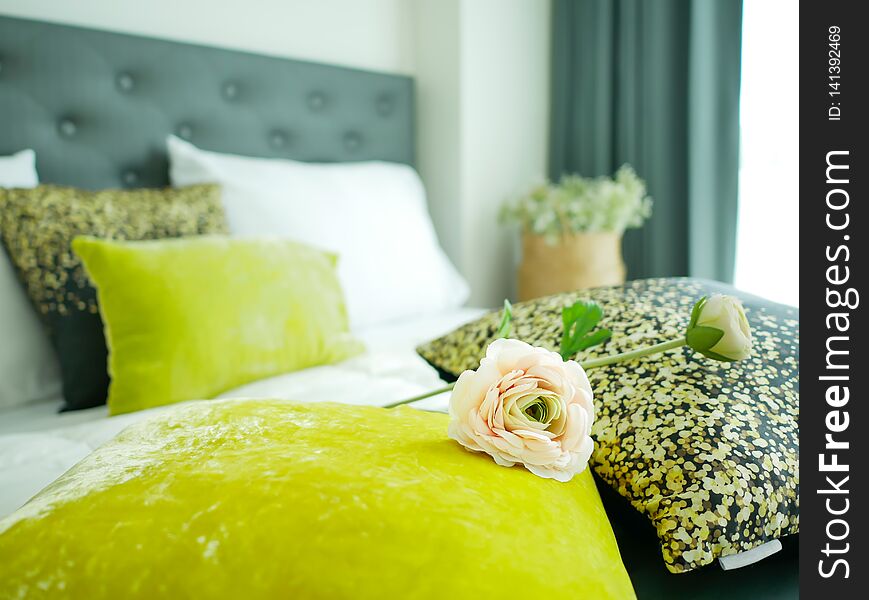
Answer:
[
  {"xmin": 417, "ymin": 278, "xmax": 799, "ymax": 573},
  {"xmin": 0, "ymin": 184, "xmax": 227, "ymax": 411}
]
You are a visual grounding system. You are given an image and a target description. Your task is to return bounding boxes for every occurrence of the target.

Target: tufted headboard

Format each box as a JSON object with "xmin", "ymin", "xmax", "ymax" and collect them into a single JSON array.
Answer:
[{"xmin": 0, "ymin": 16, "xmax": 414, "ymax": 190}]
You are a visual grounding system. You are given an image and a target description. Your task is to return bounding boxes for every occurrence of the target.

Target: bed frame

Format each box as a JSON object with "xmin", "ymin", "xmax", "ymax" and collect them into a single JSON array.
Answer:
[{"xmin": 0, "ymin": 15, "xmax": 414, "ymax": 190}]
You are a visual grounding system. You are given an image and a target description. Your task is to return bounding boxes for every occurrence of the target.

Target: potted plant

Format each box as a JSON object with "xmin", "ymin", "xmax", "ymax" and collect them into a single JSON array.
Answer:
[{"xmin": 501, "ymin": 165, "xmax": 652, "ymax": 301}]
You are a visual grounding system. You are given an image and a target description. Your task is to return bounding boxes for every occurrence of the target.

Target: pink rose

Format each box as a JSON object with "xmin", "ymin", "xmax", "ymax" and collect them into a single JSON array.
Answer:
[{"xmin": 447, "ymin": 338, "xmax": 595, "ymax": 482}]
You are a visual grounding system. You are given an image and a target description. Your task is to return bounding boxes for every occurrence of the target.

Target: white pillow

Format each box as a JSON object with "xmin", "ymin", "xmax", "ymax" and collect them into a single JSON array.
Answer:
[
  {"xmin": 0, "ymin": 150, "xmax": 62, "ymax": 409},
  {"xmin": 167, "ymin": 136, "xmax": 469, "ymax": 328},
  {"xmin": 0, "ymin": 150, "xmax": 38, "ymax": 188}
]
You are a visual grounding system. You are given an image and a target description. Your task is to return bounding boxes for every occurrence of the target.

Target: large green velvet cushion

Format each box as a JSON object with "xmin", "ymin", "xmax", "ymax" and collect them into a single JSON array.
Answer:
[
  {"xmin": 0, "ymin": 399, "xmax": 635, "ymax": 599},
  {"xmin": 417, "ymin": 278, "xmax": 799, "ymax": 573},
  {"xmin": 0, "ymin": 184, "xmax": 227, "ymax": 411},
  {"xmin": 73, "ymin": 236, "xmax": 363, "ymax": 416}
]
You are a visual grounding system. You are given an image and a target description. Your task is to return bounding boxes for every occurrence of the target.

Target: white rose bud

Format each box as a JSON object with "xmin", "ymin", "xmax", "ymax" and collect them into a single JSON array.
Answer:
[{"xmin": 685, "ymin": 294, "xmax": 752, "ymax": 362}]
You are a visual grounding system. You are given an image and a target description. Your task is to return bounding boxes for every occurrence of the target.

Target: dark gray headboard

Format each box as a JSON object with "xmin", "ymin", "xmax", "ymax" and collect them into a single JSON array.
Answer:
[{"xmin": 0, "ymin": 16, "xmax": 414, "ymax": 189}]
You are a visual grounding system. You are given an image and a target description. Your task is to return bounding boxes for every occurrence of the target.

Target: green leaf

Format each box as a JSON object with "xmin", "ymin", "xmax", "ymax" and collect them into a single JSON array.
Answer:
[
  {"xmin": 687, "ymin": 296, "xmax": 708, "ymax": 330},
  {"xmin": 559, "ymin": 300, "xmax": 610, "ymax": 360},
  {"xmin": 573, "ymin": 328, "xmax": 612, "ymax": 352},
  {"xmin": 496, "ymin": 299, "xmax": 513, "ymax": 338},
  {"xmin": 685, "ymin": 325, "xmax": 724, "ymax": 352},
  {"xmin": 699, "ymin": 349, "xmax": 737, "ymax": 362}
]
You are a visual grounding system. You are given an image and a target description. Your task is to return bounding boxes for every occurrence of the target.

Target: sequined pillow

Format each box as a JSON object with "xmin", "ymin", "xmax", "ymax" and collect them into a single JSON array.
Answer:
[
  {"xmin": 0, "ymin": 184, "xmax": 227, "ymax": 411},
  {"xmin": 417, "ymin": 277, "xmax": 799, "ymax": 573}
]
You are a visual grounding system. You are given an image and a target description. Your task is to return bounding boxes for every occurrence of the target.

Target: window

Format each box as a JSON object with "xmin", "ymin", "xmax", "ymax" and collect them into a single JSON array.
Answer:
[{"xmin": 733, "ymin": 0, "xmax": 799, "ymax": 306}]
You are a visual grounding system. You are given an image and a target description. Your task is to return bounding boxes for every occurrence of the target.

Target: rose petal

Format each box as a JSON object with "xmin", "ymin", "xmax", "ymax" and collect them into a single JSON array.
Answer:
[
  {"xmin": 492, "ymin": 427, "xmax": 524, "ymax": 449},
  {"xmin": 559, "ymin": 403, "xmax": 586, "ymax": 452},
  {"xmin": 511, "ymin": 428, "xmax": 557, "ymax": 441},
  {"xmin": 525, "ymin": 463, "xmax": 577, "ymax": 482},
  {"xmin": 449, "ymin": 360, "xmax": 501, "ymax": 418}
]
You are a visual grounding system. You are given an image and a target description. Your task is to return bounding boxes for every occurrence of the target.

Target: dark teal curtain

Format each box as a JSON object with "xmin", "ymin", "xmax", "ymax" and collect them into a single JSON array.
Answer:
[{"xmin": 550, "ymin": 0, "xmax": 743, "ymax": 282}]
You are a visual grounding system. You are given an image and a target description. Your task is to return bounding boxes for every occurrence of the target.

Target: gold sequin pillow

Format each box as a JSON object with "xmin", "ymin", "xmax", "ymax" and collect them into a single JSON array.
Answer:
[
  {"xmin": 0, "ymin": 184, "xmax": 227, "ymax": 411},
  {"xmin": 417, "ymin": 278, "xmax": 799, "ymax": 573}
]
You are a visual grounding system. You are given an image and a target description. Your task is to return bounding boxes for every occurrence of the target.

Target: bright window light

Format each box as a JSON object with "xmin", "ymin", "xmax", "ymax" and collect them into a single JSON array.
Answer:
[{"xmin": 733, "ymin": 0, "xmax": 799, "ymax": 306}]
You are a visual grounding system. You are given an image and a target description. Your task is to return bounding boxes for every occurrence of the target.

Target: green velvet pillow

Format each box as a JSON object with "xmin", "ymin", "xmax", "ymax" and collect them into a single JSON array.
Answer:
[
  {"xmin": 73, "ymin": 236, "xmax": 363, "ymax": 415},
  {"xmin": 0, "ymin": 184, "xmax": 228, "ymax": 411},
  {"xmin": 417, "ymin": 278, "xmax": 799, "ymax": 573},
  {"xmin": 0, "ymin": 399, "xmax": 635, "ymax": 599}
]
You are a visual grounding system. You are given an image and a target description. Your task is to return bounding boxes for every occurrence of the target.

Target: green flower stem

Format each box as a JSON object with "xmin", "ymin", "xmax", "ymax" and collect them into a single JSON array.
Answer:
[
  {"xmin": 384, "ymin": 336, "xmax": 687, "ymax": 409},
  {"xmin": 578, "ymin": 337, "xmax": 687, "ymax": 369},
  {"xmin": 383, "ymin": 384, "xmax": 455, "ymax": 409}
]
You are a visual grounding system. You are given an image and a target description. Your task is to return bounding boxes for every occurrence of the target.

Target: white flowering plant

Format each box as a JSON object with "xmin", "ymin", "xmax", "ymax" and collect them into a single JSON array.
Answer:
[{"xmin": 501, "ymin": 165, "xmax": 653, "ymax": 244}]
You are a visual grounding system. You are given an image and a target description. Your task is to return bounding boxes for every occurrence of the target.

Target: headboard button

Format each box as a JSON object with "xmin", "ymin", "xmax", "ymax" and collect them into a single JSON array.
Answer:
[
  {"xmin": 176, "ymin": 123, "xmax": 193, "ymax": 140},
  {"xmin": 58, "ymin": 119, "xmax": 77, "ymax": 138},
  {"xmin": 269, "ymin": 130, "xmax": 288, "ymax": 149},
  {"xmin": 343, "ymin": 132, "xmax": 362, "ymax": 152},
  {"xmin": 222, "ymin": 82, "xmax": 239, "ymax": 100},
  {"xmin": 116, "ymin": 72, "xmax": 135, "ymax": 92},
  {"xmin": 376, "ymin": 95, "xmax": 394, "ymax": 116},
  {"xmin": 0, "ymin": 59, "xmax": 4, "ymax": 76},
  {"xmin": 308, "ymin": 92, "xmax": 326, "ymax": 111},
  {"xmin": 122, "ymin": 170, "xmax": 139, "ymax": 186}
]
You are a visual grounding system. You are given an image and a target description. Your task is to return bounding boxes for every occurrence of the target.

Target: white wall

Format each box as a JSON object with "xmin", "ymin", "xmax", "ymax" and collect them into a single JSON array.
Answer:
[
  {"xmin": 1, "ymin": 0, "xmax": 551, "ymax": 307},
  {"xmin": 412, "ymin": 1, "xmax": 464, "ymax": 275},
  {"xmin": 459, "ymin": 0, "xmax": 551, "ymax": 306},
  {"xmin": 414, "ymin": 0, "xmax": 551, "ymax": 306},
  {"xmin": 0, "ymin": 0, "xmax": 414, "ymax": 74}
]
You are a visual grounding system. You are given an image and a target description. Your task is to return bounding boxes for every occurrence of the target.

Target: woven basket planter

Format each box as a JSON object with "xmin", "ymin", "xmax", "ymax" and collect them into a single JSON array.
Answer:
[{"xmin": 518, "ymin": 232, "xmax": 626, "ymax": 301}]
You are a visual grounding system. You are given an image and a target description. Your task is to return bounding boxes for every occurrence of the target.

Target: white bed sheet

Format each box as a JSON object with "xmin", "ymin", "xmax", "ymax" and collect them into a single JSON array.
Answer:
[{"xmin": 0, "ymin": 307, "xmax": 484, "ymax": 518}]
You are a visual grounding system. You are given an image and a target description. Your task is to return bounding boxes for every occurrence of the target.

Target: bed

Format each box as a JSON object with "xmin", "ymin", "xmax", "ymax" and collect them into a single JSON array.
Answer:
[
  {"xmin": 0, "ymin": 15, "xmax": 797, "ymax": 599},
  {"xmin": 0, "ymin": 8, "xmax": 468, "ymax": 527},
  {"xmin": 0, "ymin": 306, "xmax": 485, "ymax": 517}
]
